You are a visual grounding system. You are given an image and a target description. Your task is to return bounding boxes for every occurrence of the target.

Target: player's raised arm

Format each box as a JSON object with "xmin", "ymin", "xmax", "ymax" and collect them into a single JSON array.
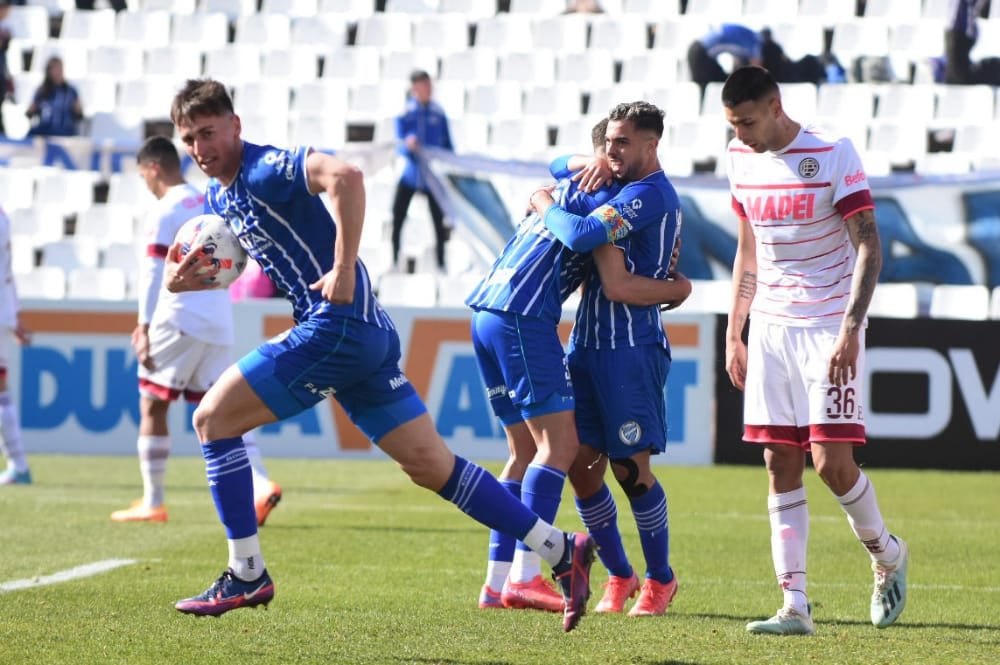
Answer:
[{"xmin": 305, "ymin": 151, "xmax": 365, "ymax": 304}]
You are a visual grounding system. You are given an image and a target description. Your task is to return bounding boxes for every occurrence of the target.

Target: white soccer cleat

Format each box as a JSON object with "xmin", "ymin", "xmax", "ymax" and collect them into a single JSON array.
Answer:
[
  {"xmin": 871, "ymin": 536, "xmax": 908, "ymax": 628},
  {"xmin": 746, "ymin": 606, "xmax": 815, "ymax": 636}
]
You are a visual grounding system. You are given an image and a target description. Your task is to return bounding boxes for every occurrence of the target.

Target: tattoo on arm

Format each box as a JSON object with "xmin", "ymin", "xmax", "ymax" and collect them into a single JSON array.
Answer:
[
  {"xmin": 738, "ymin": 270, "xmax": 756, "ymax": 301},
  {"xmin": 844, "ymin": 209, "xmax": 882, "ymax": 334}
]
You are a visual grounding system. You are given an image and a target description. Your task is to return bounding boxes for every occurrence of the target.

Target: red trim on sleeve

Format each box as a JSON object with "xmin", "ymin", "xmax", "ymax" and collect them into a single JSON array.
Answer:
[
  {"xmin": 835, "ymin": 189, "xmax": 875, "ymax": 221},
  {"xmin": 146, "ymin": 244, "xmax": 169, "ymax": 258},
  {"xmin": 731, "ymin": 194, "xmax": 747, "ymax": 220}
]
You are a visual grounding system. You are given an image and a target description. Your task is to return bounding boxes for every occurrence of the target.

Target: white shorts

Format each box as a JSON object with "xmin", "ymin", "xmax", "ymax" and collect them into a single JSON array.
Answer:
[
  {"xmin": 138, "ymin": 319, "xmax": 231, "ymax": 403},
  {"xmin": 743, "ymin": 321, "xmax": 866, "ymax": 448}
]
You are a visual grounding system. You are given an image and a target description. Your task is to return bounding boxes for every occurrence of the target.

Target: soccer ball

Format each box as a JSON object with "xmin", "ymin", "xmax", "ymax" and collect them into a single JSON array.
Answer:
[{"xmin": 175, "ymin": 214, "xmax": 248, "ymax": 289}]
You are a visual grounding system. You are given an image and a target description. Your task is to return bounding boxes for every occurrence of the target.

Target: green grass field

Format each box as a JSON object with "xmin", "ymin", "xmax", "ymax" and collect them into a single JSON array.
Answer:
[{"xmin": 1, "ymin": 455, "xmax": 997, "ymax": 665}]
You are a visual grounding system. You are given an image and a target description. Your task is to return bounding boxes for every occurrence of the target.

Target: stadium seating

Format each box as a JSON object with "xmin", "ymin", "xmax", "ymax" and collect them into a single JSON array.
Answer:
[
  {"xmin": 16, "ymin": 266, "xmax": 68, "ymax": 300},
  {"xmin": 929, "ymin": 284, "xmax": 991, "ymax": 320},
  {"xmin": 869, "ymin": 282, "xmax": 920, "ymax": 318},
  {"xmin": 67, "ymin": 266, "xmax": 129, "ymax": 300},
  {"xmin": 5, "ymin": 0, "xmax": 999, "ymax": 306},
  {"xmin": 377, "ymin": 272, "xmax": 438, "ymax": 308}
]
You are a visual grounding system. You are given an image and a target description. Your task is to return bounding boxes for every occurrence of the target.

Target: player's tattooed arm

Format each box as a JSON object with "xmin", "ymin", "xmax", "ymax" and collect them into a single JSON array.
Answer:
[{"xmin": 843, "ymin": 207, "xmax": 883, "ymax": 335}]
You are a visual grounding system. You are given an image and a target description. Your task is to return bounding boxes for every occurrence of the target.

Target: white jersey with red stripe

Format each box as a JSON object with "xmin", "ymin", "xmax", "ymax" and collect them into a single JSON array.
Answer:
[
  {"xmin": 726, "ymin": 125, "xmax": 876, "ymax": 327},
  {"xmin": 140, "ymin": 183, "xmax": 234, "ymax": 345}
]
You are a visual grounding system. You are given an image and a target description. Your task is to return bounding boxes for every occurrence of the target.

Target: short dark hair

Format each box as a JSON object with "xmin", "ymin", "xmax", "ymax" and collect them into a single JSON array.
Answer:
[
  {"xmin": 721, "ymin": 65, "xmax": 779, "ymax": 109},
  {"xmin": 170, "ymin": 78, "xmax": 234, "ymax": 127},
  {"xmin": 607, "ymin": 101, "xmax": 664, "ymax": 138},
  {"xmin": 590, "ymin": 117, "xmax": 608, "ymax": 150},
  {"xmin": 136, "ymin": 135, "xmax": 181, "ymax": 172},
  {"xmin": 410, "ymin": 69, "xmax": 431, "ymax": 84}
]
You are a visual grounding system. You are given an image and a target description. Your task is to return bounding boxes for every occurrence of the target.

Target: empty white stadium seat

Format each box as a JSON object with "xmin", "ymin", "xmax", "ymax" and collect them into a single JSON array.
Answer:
[
  {"xmin": 67, "ymin": 266, "xmax": 128, "ymax": 300},
  {"xmin": 531, "ymin": 14, "xmax": 589, "ymax": 53},
  {"xmin": 816, "ymin": 83, "xmax": 876, "ymax": 124},
  {"xmin": 868, "ymin": 282, "xmax": 919, "ymax": 318},
  {"xmin": 412, "ymin": 13, "xmax": 469, "ymax": 53},
  {"xmin": 875, "ymin": 84, "xmax": 936, "ymax": 123},
  {"xmin": 11, "ymin": 206, "xmax": 66, "ymax": 245},
  {"xmin": 233, "ymin": 81, "xmax": 293, "ymax": 120},
  {"xmin": 436, "ymin": 271, "xmax": 483, "ymax": 307},
  {"xmin": 991, "ymin": 286, "xmax": 1000, "ymax": 319},
  {"xmin": 118, "ymin": 77, "xmax": 180, "ymax": 119},
  {"xmin": 508, "ymin": 0, "xmax": 564, "ymax": 14},
  {"xmin": 16, "ymin": 266, "xmax": 66, "ymax": 300},
  {"xmin": 474, "ymin": 15, "xmax": 532, "ymax": 50},
  {"xmin": 8, "ymin": 5, "xmax": 53, "ymax": 47},
  {"xmin": 89, "ymin": 111, "xmax": 145, "ymax": 148},
  {"xmin": 588, "ymin": 15, "xmax": 651, "ymax": 55},
  {"xmin": 88, "ymin": 45, "xmax": 144, "ymax": 80},
  {"xmin": 260, "ymin": 48, "xmax": 319, "ymax": 83},
  {"xmin": 382, "ymin": 49, "xmax": 439, "ymax": 82},
  {"xmin": 620, "ymin": 51, "xmax": 680, "ymax": 86},
  {"xmin": 101, "ymin": 241, "xmax": 141, "ymax": 275},
  {"xmin": 743, "ymin": 0, "xmax": 799, "ymax": 21},
  {"xmin": 114, "ymin": 10, "xmax": 171, "ymax": 48},
  {"xmin": 385, "ymin": 0, "xmax": 439, "ymax": 12},
  {"xmin": 203, "ymin": 45, "xmax": 263, "ymax": 85},
  {"xmin": 440, "ymin": 48, "xmax": 496, "ymax": 84},
  {"xmin": 321, "ymin": 46, "xmax": 380, "ymax": 83},
  {"xmin": 799, "ymin": 0, "xmax": 857, "ymax": 22},
  {"xmin": 377, "ymin": 272, "xmax": 438, "ymax": 307},
  {"xmin": 934, "ymin": 84, "xmax": 995, "ymax": 125},
  {"xmin": 59, "ymin": 9, "xmax": 116, "ymax": 44},
  {"xmin": 41, "ymin": 237, "xmax": 100, "ymax": 271},
  {"xmin": 555, "ymin": 50, "xmax": 616, "ymax": 88},
  {"xmin": 929, "ymin": 284, "xmax": 990, "ymax": 320},
  {"xmin": 682, "ymin": 0, "xmax": 742, "ymax": 18},
  {"xmin": 646, "ymin": 82, "xmax": 701, "ymax": 123},
  {"xmin": 35, "ymin": 169, "xmax": 98, "ymax": 216},
  {"xmin": 290, "ymin": 14, "xmax": 348, "ymax": 52},
  {"xmin": 261, "ymin": 0, "xmax": 318, "ymax": 16},
  {"xmin": 200, "ymin": 0, "xmax": 257, "ymax": 21},
  {"xmin": 171, "ymin": 11, "xmax": 229, "ymax": 49},
  {"xmin": 317, "ymin": 0, "xmax": 375, "ymax": 19},
  {"xmin": 681, "ymin": 279, "xmax": 732, "ymax": 314},
  {"xmin": 622, "ymin": 0, "xmax": 680, "ymax": 18},
  {"xmin": 523, "ymin": 83, "xmax": 582, "ymax": 122},
  {"xmin": 438, "ymin": 0, "xmax": 495, "ymax": 19},
  {"xmin": 0, "ymin": 168, "xmax": 36, "ymax": 212},
  {"xmin": 355, "ymin": 14, "xmax": 413, "ymax": 50},
  {"xmin": 235, "ymin": 13, "xmax": 292, "ymax": 49},
  {"xmin": 76, "ymin": 204, "xmax": 136, "ymax": 244},
  {"xmin": 145, "ymin": 45, "xmax": 204, "ymax": 79},
  {"xmin": 466, "ymin": 81, "xmax": 522, "ymax": 119},
  {"xmin": 30, "ymin": 42, "xmax": 90, "ymax": 80}
]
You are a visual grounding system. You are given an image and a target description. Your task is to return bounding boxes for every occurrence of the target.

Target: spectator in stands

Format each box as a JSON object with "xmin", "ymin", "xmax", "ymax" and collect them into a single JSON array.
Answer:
[
  {"xmin": 391, "ymin": 69, "xmax": 453, "ymax": 275},
  {"xmin": 759, "ymin": 28, "xmax": 827, "ymax": 86},
  {"xmin": 945, "ymin": 0, "xmax": 989, "ymax": 84},
  {"xmin": 688, "ymin": 24, "xmax": 765, "ymax": 92},
  {"xmin": 0, "ymin": 2, "xmax": 12, "ymax": 136},
  {"xmin": 25, "ymin": 57, "xmax": 83, "ymax": 138},
  {"xmin": 0, "ymin": 204, "xmax": 32, "ymax": 485}
]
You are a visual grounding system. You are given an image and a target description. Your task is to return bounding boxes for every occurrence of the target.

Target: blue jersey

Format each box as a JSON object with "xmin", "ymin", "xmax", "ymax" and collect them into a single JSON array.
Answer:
[
  {"xmin": 700, "ymin": 24, "xmax": 763, "ymax": 62},
  {"xmin": 205, "ymin": 141, "xmax": 391, "ymax": 328},
  {"xmin": 396, "ymin": 98, "xmax": 453, "ymax": 190},
  {"xmin": 568, "ymin": 171, "xmax": 682, "ymax": 351},
  {"xmin": 465, "ymin": 171, "xmax": 620, "ymax": 323}
]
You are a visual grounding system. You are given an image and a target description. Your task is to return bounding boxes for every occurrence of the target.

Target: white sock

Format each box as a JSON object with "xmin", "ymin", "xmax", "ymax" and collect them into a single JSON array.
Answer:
[
  {"xmin": 485, "ymin": 561, "xmax": 511, "ymax": 591},
  {"xmin": 768, "ymin": 488, "xmax": 810, "ymax": 615},
  {"xmin": 508, "ymin": 548, "xmax": 544, "ymax": 584},
  {"xmin": 836, "ymin": 471, "xmax": 900, "ymax": 565},
  {"xmin": 0, "ymin": 392, "xmax": 28, "ymax": 473},
  {"xmin": 242, "ymin": 430, "xmax": 270, "ymax": 493},
  {"xmin": 228, "ymin": 535, "xmax": 265, "ymax": 581},
  {"xmin": 520, "ymin": 520, "xmax": 566, "ymax": 572},
  {"xmin": 138, "ymin": 435, "xmax": 170, "ymax": 507}
]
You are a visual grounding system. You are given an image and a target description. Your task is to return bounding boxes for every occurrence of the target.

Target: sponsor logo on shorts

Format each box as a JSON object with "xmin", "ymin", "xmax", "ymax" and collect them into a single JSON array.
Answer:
[
  {"xmin": 486, "ymin": 384, "xmax": 507, "ymax": 398},
  {"xmin": 618, "ymin": 421, "xmax": 642, "ymax": 446},
  {"xmin": 389, "ymin": 375, "xmax": 409, "ymax": 390},
  {"xmin": 304, "ymin": 382, "xmax": 336, "ymax": 398}
]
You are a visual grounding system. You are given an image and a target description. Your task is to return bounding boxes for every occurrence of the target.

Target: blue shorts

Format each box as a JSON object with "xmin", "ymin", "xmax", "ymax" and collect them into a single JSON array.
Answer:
[
  {"xmin": 238, "ymin": 313, "xmax": 425, "ymax": 444},
  {"xmin": 470, "ymin": 309, "xmax": 574, "ymax": 426},
  {"xmin": 568, "ymin": 343, "xmax": 670, "ymax": 459}
]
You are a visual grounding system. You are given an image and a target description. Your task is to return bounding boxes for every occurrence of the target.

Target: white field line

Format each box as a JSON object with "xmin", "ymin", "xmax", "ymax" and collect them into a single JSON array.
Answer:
[{"xmin": 0, "ymin": 559, "xmax": 138, "ymax": 594}]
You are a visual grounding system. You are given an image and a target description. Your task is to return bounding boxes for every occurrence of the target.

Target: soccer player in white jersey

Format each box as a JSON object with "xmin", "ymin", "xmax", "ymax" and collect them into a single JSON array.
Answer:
[
  {"xmin": 0, "ymin": 205, "xmax": 32, "ymax": 486},
  {"xmin": 535, "ymin": 102, "xmax": 688, "ymax": 617},
  {"xmin": 112, "ymin": 136, "xmax": 281, "ymax": 525},
  {"xmin": 721, "ymin": 66, "xmax": 908, "ymax": 635},
  {"xmin": 165, "ymin": 79, "xmax": 595, "ymax": 632}
]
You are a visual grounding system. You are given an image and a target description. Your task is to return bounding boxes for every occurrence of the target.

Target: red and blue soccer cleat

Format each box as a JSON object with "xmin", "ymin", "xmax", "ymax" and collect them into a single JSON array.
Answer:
[{"xmin": 175, "ymin": 569, "xmax": 274, "ymax": 617}]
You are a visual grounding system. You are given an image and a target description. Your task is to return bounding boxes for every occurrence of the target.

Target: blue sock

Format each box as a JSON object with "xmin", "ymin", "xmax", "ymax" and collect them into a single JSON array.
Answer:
[
  {"xmin": 488, "ymin": 479, "xmax": 521, "ymax": 565},
  {"xmin": 203, "ymin": 437, "xmax": 257, "ymax": 540},
  {"xmin": 631, "ymin": 480, "xmax": 673, "ymax": 583},
  {"xmin": 438, "ymin": 456, "xmax": 535, "ymax": 540},
  {"xmin": 576, "ymin": 483, "xmax": 633, "ymax": 579},
  {"xmin": 515, "ymin": 463, "xmax": 566, "ymax": 555}
]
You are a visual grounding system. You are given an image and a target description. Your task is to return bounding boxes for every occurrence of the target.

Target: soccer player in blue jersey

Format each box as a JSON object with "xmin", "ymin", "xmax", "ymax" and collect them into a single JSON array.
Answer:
[
  {"xmin": 532, "ymin": 101, "xmax": 689, "ymax": 617},
  {"xmin": 163, "ymin": 78, "xmax": 595, "ymax": 632},
  {"xmin": 469, "ymin": 116, "xmax": 689, "ymax": 612}
]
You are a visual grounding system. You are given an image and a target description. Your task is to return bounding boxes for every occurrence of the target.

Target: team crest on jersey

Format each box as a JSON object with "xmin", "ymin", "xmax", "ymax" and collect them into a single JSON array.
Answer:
[
  {"xmin": 798, "ymin": 157, "xmax": 820, "ymax": 178},
  {"xmin": 618, "ymin": 421, "xmax": 642, "ymax": 446}
]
